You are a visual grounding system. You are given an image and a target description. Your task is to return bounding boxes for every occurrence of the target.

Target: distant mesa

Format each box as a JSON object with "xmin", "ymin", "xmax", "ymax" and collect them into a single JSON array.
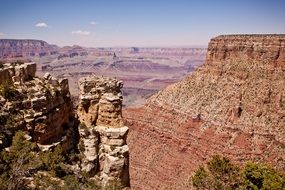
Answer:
[
  {"xmin": 0, "ymin": 39, "xmax": 59, "ymax": 58},
  {"xmin": 0, "ymin": 39, "xmax": 88, "ymax": 60}
]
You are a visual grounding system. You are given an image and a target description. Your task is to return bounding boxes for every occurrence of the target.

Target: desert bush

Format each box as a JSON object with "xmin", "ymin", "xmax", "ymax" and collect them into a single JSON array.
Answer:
[
  {"xmin": 39, "ymin": 145, "xmax": 65, "ymax": 174},
  {"xmin": 0, "ymin": 80, "xmax": 17, "ymax": 100},
  {"xmin": 34, "ymin": 173, "xmax": 63, "ymax": 190},
  {"xmin": 192, "ymin": 155, "xmax": 240, "ymax": 190},
  {"xmin": 0, "ymin": 131, "xmax": 40, "ymax": 190},
  {"xmin": 192, "ymin": 166, "xmax": 210, "ymax": 189},
  {"xmin": 241, "ymin": 162, "xmax": 285, "ymax": 190},
  {"xmin": 192, "ymin": 155, "xmax": 285, "ymax": 190}
]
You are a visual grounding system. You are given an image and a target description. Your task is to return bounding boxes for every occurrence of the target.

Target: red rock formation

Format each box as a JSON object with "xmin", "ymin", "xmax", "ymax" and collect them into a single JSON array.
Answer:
[
  {"xmin": 124, "ymin": 34, "xmax": 285, "ymax": 189},
  {"xmin": 206, "ymin": 34, "xmax": 285, "ymax": 68}
]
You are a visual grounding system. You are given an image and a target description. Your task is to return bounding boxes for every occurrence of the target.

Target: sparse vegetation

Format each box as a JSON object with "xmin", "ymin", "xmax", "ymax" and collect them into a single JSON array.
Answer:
[
  {"xmin": 0, "ymin": 131, "xmax": 40, "ymax": 189},
  {"xmin": 105, "ymin": 179, "xmax": 125, "ymax": 190},
  {"xmin": 0, "ymin": 80, "xmax": 17, "ymax": 100},
  {"xmin": 0, "ymin": 131, "xmax": 106, "ymax": 190},
  {"xmin": 192, "ymin": 155, "xmax": 285, "ymax": 190}
]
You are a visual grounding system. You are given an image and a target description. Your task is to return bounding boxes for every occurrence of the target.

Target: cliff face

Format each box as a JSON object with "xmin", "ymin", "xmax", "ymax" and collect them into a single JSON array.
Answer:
[
  {"xmin": 0, "ymin": 62, "xmax": 75, "ymax": 150},
  {"xmin": 0, "ymin": 39, "xmax": 59, "ymax": 58},
  {"xmin": 0, "ymin": 62, "xmax": 130, "ymax": 188},
  {"xmin": 77, "ymin": 76, "xmax": 129, "ymax": 187},
  {"xmin": 124, "ymin": 34, "xmax": 285, "ymax": 189},
  {"xmin": 206, "ymin": 34, "xmax": 285, "ymax": 67}
]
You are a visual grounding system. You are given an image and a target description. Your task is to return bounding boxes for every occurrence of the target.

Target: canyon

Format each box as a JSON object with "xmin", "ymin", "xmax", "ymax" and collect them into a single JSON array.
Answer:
[
  {"xmin": 0, "ymin": 39, "xmax": 207, "ymax": 107},
  {"xmin": 0, "ymin": 35, "xmax": 284, "ymax": 189},
  {"xmin": 124, "ymin": 34, "xmax": 285, "ymax": 189}
]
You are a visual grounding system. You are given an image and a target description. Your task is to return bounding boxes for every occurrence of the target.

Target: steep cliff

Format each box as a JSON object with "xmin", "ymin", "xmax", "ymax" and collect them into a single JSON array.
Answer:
[
  {"xmin": 124, "ymin": 34, "xmax": 285, "ymax": 189},
  {"xmin": 0, "ymin": 61, "xmax": 130, "ymax": 188},
  {"xmin": 206, "ymin": 34, "xmax": 285, "ymax": 67},
  {"xmin": 0, "ymin": 62, "xmax": 76, "ymax": 150},
  {"xmin": 77, "ymin": 76, "xmax": 130, "ymax": 187}
]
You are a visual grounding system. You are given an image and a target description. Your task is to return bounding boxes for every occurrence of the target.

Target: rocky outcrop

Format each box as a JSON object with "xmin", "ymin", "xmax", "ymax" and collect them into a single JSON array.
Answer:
[
  {"xmin": 124, "ymin": 34, "xmax": 285, "ymax": 189},
  {"xmin": 0, "ymin": 39, "xmax": 59, "ymax": 58},
  {"xmin": 77, "ymin": 76, "xmax": 129, "ymax": 187},
  {"xmin": 0, "ymin": 62, "xmax": 75, "ymax": 150},
  {"xmin": 206, "ymin": 34, "xmax": 285, "ymax": 67},
  {"xmin": 0, "ymin": 62, "xmax": 36, "ymax": 85}
]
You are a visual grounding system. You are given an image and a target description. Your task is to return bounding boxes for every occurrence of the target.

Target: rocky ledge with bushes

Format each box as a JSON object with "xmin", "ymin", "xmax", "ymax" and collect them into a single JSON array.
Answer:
[{"xmin": 0, "ymin": 61, "xmax": 130, "ymax": 189}]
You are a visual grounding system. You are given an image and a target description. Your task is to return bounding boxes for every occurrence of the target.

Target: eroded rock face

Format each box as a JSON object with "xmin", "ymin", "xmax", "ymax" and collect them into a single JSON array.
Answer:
[
  {"xmin": 0, "ymin": 62, "xmax": 36, "ymax": 85},
  {"xmin": 124, "ymin": 34, "xmax": 285, "ymax": 189},
  {"xmin": 0, "ymin": 63, "xmax": 76, "ymax": 150},
  {"xmin": 206, "ymin": 34, "xmax": 285, "ymax": 68},
  {"xmin": 78, "ymin": 76, "xmax": 124, "ymax": 128},
  {"xmin": 77, "ymin": 76, "xmax": 129, "ymax": 187}
]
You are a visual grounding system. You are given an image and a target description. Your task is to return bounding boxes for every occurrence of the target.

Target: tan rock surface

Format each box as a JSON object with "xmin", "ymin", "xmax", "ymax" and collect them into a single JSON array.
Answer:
[
  {"xmin": 77, "ymin": 76, "xmax": 129, "ymax": 187},
  {"xmin": 0, "ymin": 62, "xmax": 76, "ymax": 150},
  {"xmin": 0, "ymin": 62, "xmax": 36, "ymax": 85},
  {"xmin": 77, "ymin": 76, "xmax": 123, "ymax": 128}
]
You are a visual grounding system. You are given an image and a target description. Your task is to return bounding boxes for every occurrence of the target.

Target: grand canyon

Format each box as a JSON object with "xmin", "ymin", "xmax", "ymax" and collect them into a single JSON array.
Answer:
[
  {"xmin": 1, "ymin": 1, "xmax": 285, "ymax": 189},
  {"xmin": 0, "ymin": 34, "xmax": 284, "ymax": 189}
]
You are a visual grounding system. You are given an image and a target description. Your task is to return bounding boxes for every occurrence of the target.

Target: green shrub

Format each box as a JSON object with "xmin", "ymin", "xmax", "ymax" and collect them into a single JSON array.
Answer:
[
  {"xmin": 34, "ymin": 173, "xmax": 63, "ymax": 190},
  {"xmin": 192, "ymin": 155, "xmax": 240, "ymax": 190},
  {"xmin": 39, "ymin": 145, "xmax": 65, "ymax": 173},
  {"xmin": 241, "ymin": 162, "xmax": 285, "ymax": 190},
  {"xmin": 0, "ymin": 131, "xmax": 40, "ymax": 189},
  {"xmin": 0, "ymin": 80, "xmax": 17, "ymax": 100},
  {"xmin": 192, "ymin": 155, "xmax": 285, "ymax": 190},
  {"xmin": 192, "ymin": 167, "xmax": 210, "ymax": 189}
]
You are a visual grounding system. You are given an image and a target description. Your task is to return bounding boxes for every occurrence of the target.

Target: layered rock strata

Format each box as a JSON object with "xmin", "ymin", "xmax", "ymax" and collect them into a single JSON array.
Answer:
[
  {"xmin": 124, "ymin": 34, "xmax": 285, "ymax": 189},
  {"xmin": 0, "ymin": 62, "xmax": 75, "ymax": 150},
  {"xmin": 0, "ymin": 39, "xmax": 59, "ymax": 58},
  {"xmin": 77, "ymin": 76, "xmax": 129, "ymax": 187},
  {"xmin": 206, "ymin": 34, "xmax": 285, "ymax": 67}
]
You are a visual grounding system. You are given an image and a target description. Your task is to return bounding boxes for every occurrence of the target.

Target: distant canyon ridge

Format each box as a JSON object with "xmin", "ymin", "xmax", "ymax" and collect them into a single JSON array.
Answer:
[{"xmin": 0, "ymin": 39, "xmax": 207, "ymax": 107}]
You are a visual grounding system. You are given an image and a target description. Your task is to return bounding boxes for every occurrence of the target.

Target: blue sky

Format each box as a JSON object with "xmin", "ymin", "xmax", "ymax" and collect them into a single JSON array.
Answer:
[{"xmin": 0, "ymin": 0, "xmax": 284, "ymax": 47}]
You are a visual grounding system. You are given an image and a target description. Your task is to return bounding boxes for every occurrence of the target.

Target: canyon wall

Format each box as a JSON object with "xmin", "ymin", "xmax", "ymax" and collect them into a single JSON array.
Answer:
[
  {"xmin": 124, "ymin": 34, "xmax": 285, "ymax": 189},
  {"xmin": 206, "ymin": 34, "xmax": 285, "ymax": 67},
  {"xmin": 77, "ymin": 76, "xmax": 129, "ymax": 187}
]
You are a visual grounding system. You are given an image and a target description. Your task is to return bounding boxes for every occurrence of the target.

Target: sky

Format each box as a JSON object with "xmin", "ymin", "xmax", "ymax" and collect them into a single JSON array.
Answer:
[{"xmin": 0, "ymin": 0, "xmax": 284, "ymax": 47}]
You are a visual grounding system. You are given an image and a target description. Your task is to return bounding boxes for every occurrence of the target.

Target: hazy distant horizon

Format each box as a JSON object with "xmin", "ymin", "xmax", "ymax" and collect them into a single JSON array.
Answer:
[
  {"xmin": 0, "ymin": 38, "xmax": 209, "ymax": 48},
  {"xmin": 0, "ymin": 0, "xmax": 284, "ymax": 47}
]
